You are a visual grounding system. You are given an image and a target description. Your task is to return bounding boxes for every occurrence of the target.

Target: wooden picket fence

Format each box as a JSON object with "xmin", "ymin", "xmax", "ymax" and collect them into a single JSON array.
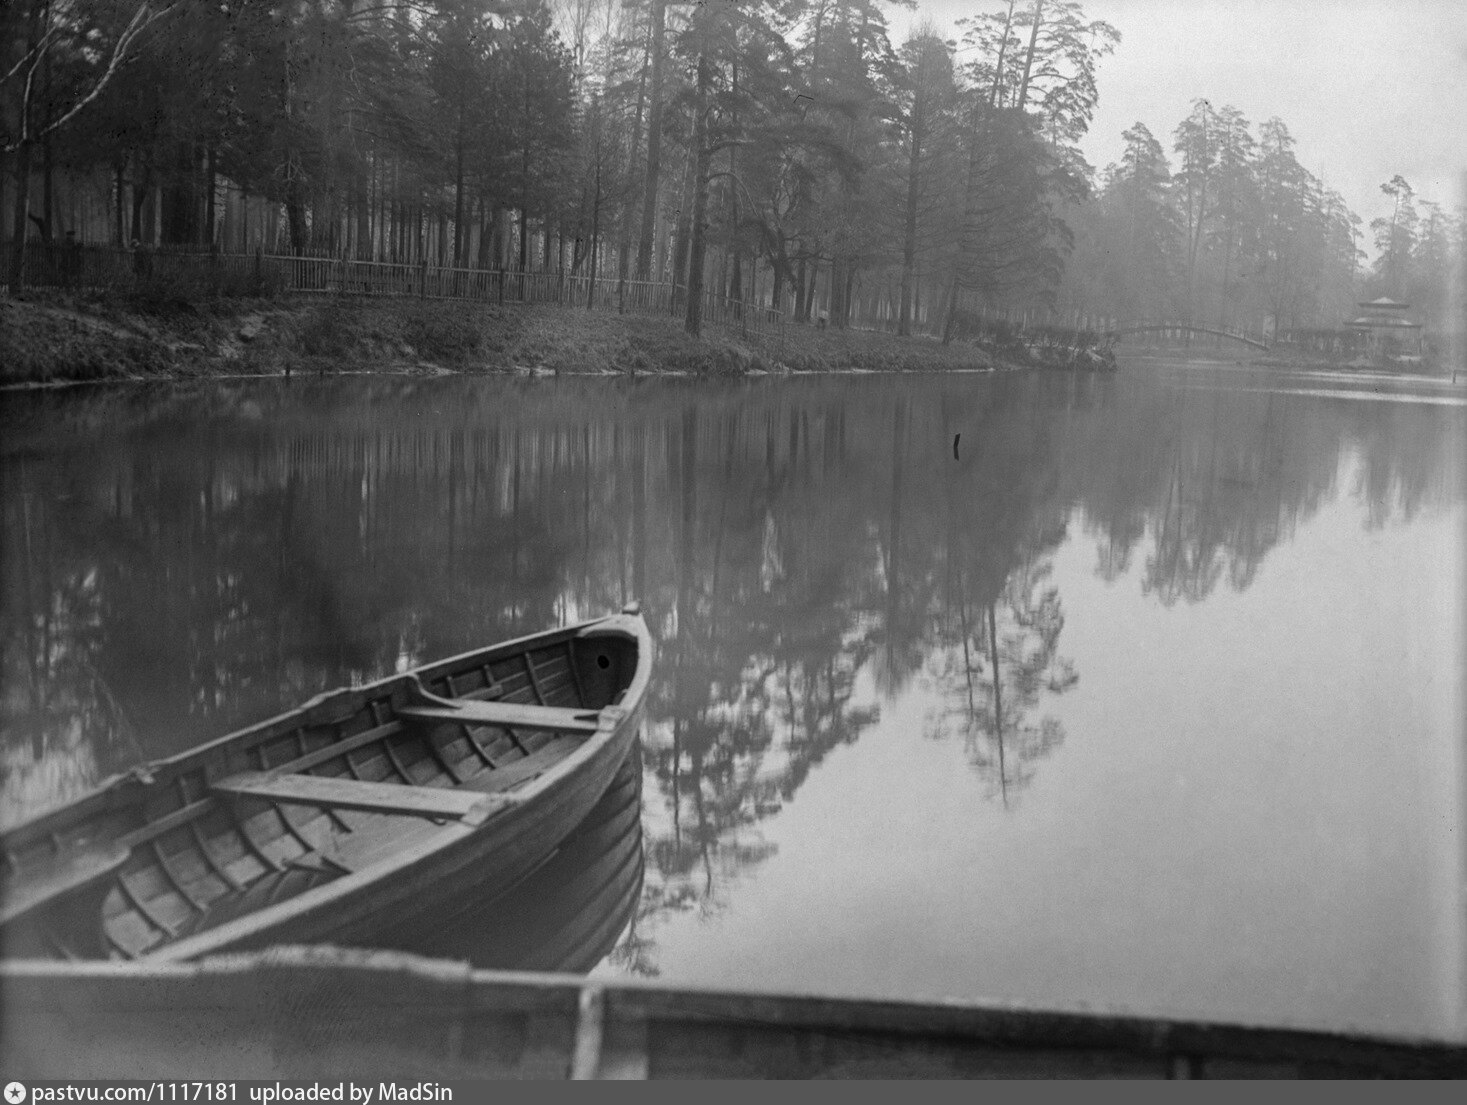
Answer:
[{"xmin": 2, "ymin": 241, "xmax": 785, "ymax": 342}]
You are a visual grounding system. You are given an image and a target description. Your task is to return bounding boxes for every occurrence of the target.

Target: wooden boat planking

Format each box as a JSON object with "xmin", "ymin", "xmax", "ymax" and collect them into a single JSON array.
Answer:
[
  {"xmin": 0, "ymin": 608, "xmax": 652, "ymax": 963},
  {"xmin": 371, "ymin": 739, "xmax": 645, "ymax": 972},
  {"xmin": 2, "ymin": 947, "xmax": 1463, "ymax": 1079}
]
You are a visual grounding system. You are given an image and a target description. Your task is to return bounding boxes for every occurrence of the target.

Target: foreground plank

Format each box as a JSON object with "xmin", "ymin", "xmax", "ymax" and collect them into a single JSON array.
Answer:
[{"xmin": 3, "ymin": 949, "xmax": 1464, "ymax": 1079}]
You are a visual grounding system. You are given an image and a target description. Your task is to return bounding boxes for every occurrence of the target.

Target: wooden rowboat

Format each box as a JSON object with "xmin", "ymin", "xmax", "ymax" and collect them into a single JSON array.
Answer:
[
  {"xmin": 2, "ymin": 948, "xmax": 1463, "ymax": 1079},
  {"xmin": 0, "ymin": 606, "xmax": 652, "ymax": 963}
]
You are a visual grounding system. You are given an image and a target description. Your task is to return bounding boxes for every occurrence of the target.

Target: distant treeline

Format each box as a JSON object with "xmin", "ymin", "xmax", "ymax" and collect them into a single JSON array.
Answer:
[
  {"xmin": 3, "ymin": 2, "xmax": 1460, "ymax": 339},
  {"xmin": 1058, "ymin": 109, "xmax": 1465, "ymax": 340}
]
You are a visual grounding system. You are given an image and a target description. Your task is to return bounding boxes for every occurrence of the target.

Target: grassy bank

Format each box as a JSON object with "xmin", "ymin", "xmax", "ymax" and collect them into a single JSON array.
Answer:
[{"xmin": 0, "ymin": 291, "xmax": 1085, "ymax": 387}]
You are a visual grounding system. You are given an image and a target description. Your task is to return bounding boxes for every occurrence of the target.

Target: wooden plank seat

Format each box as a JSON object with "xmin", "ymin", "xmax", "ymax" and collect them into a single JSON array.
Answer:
[
  {"xmin": 396, "ymin": 701, "xmax": 602, "ymax": 734},
  {"xmin": 211, "ymin": 773, "xmax": 506, "ymax": 826},
  {"xmin": 1, "ymin": 841, "xmax": 131, "ymax": 927},
  {"xmin": 210, "ymin": 731, "xmax": 580, "ymax": 825}
]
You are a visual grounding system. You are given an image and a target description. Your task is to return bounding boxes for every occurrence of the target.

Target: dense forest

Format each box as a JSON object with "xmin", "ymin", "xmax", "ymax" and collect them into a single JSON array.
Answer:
[{"xmin": 2, "ymin": 0, "xmax": 1462, "ymax": 339}]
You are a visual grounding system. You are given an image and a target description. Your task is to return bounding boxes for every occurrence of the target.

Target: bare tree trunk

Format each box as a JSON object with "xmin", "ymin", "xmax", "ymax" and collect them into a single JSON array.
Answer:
[
  {"xmin": 588, "ymin": 156, "xmax": 602, "ymax": 308},
  {"xmin": 355, "ymin": 163, "xmax": 370, "ymax": 260},
  {"xmin": 37, "ymin": 28, "xmax": 55, "ymax": 243},
  {"xmin": 7, "ymin": 3, "xmax": 42, "ymax": 284},
  {"xmin": 476, "ymin": 197, "xmax": 491, "ymax": 268},
  {"xmin": 371, "ymin": 151, "xmax": 383, "ymax": 260},
  {"xmin": 619, "ymin": 39, "xmax": 649, "ymax": 293},
  {"xmin": 671, "ymin": 147, "xmax": 694, "ymax": 304},
  {"xmin": 988, "ymin": 0, "xmax": 1019, "ymax": 107},
  {"xmin": 39, "ymin": 132, "xmax": 54, "ymax": 242},
  {"xmin": 205, "ymin": 145, "xmax": 217, "ymax": 248},
  {"xmin": 1014, "ymin": 0, "xmax": 1045, "ymax": 112},
  {"xmin": 129, "ymin": 161, "xmax": 152, "ymax": 245},
  {"xmin": 114, "ymin": 160, "xmax": 126, "ymax": 247},
  {"xmin": 9, "ymin": 140, "xmax": 32, "ymax": 285},
  {"xmin": 899, "ymin": 79, "xmax": 925, "ymax": 335},
  {"xmin": 285, "ymin": 147, "xmax": 307, "ymax": 255},
  {"xmin": 940, "ymin": 275, "xmax": 960, "ymax": 345},
  {"xmin": 727, "ymin": 64, "xmax": 742, "ymax": 311},
  {"xmin": 635, "ymin": 0, "xmax": 666, "ymax": 280},
  {"xmin": 448, "ymin": 107, "xmax": 465, "ymax": 264},
  {"xmin": 518, "ymin": 203, "xmax": 528, "ymax": 272},
  {"xmin": 683, "ymin": 52, "xmax": 712, "ymax": 336}
]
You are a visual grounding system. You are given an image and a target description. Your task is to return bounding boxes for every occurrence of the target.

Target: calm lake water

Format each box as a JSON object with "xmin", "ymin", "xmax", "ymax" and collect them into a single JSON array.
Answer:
[{"xmin": 2, "ymin": 363, "xmax": 1464, "ymax": 1043}]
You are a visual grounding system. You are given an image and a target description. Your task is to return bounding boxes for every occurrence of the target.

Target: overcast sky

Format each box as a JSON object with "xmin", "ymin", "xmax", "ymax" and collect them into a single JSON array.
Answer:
[{"xmin": 904, "ymin": 0, "xmax": 1467, "ymax": 253}]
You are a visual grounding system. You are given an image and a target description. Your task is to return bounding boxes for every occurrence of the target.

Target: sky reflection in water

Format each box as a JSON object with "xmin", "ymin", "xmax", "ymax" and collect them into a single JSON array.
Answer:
[{"xmin": 1, "ymin": 366, "xmax": 1462, "ymax": 1041}]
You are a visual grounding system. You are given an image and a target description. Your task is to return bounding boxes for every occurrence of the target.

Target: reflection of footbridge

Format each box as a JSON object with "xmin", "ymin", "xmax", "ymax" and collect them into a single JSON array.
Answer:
[{"xmin": 1105, "ymin": 324, "xmax": 1270, "ymax": 351}]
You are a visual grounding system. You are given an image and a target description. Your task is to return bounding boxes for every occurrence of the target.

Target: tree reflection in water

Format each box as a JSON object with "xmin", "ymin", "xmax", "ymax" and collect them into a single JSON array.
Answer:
[
  {"xmin": 926, "ymin": 556, "xmax": 1078, "ymax": 806},
  {"xmin": 2, "ymin": 374, "xmax": 1462, "ymax": 973}
]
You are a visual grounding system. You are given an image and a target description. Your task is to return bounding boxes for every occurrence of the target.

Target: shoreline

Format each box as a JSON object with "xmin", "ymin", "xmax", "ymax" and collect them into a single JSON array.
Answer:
[
  {"xmin": 0, "ymin": 293, "xmax": 1116, "ymax": 387},
  {"xmin": 14, "ymin": 292, "xmax": 1447, "ymax": 390},
  {"xmin": 3, "ymin": 366, "xmax": 1028, "ymax": 393},
  {"xmin": 1121, "ymin": 347, "xmax": 1461, "ymax": 381}
]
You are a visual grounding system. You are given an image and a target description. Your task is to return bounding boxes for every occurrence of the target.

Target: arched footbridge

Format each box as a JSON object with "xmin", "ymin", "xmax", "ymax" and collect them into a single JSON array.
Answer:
[{"xmin": 1103, "ymin": 324, "xmax": 1271, "ymax": 351}]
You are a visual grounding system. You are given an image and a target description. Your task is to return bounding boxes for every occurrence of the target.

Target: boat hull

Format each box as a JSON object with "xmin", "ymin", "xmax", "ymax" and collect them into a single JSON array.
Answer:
[{"xmin": 378, "ymin": 742, "xmax": 644, "ymax": 973}]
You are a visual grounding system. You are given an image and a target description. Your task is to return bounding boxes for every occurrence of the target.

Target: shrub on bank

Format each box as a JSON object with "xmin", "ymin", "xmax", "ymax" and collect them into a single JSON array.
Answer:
[
  {"xmin": 297, "ymin": 299, "xmax": 354, "ymax": 356},
  {"xmin": 400, "ymin": 301, "xmax": 486, "ymax": 362},
  {"xmin": 108, "ymin": 264, "xmax": 284, "ymax": 317},
  {"xmin": 1, "ymin": 297, "xmax": 175, "ymax": 383},
  {"xmin": 287, "ymin": 298, "xmax": 488, "ymax": 366},
  {"xmin": 772, "ymin": 324, "xmax": 998, "ymax": 373}
]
